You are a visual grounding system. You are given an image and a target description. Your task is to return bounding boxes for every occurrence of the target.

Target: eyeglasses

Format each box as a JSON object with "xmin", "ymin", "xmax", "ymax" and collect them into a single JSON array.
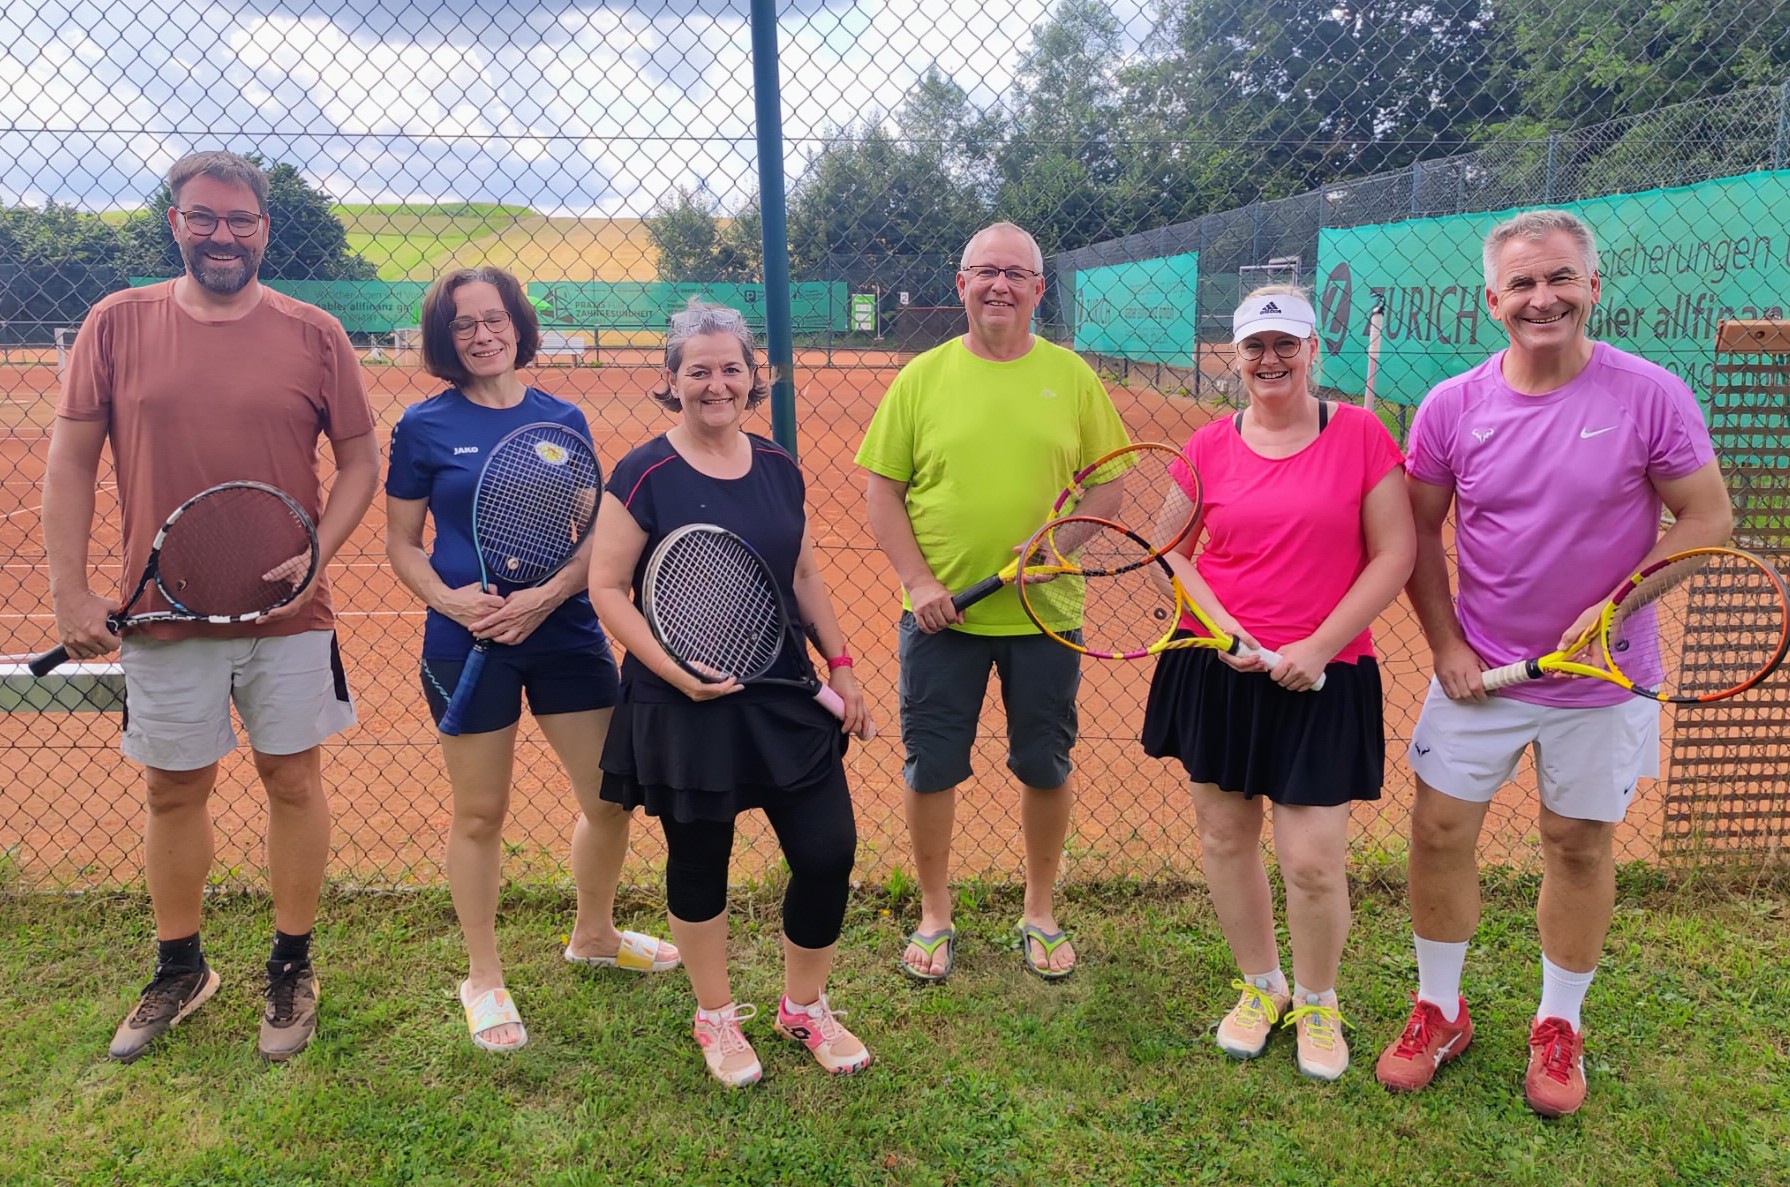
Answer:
[
  {"xmin": 449, "ymin": 311, "xmax": 512, "ymax": 338},
  {"xmin": 177, "ymin": 209, "xmax": 267, "ymax": 237},
  {"xmin": 1238, "ymin": 338, "xmax": 1307, "ymax": 361},
  {"xmin": 962, "ymin": 265, "xmax": 1041, "ymax": 284}
]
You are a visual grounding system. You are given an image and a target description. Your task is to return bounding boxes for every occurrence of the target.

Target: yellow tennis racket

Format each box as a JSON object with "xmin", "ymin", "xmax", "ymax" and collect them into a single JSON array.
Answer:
[
  {"xmin": 1480, "ymin": 546, "xmax": 1789, "ymax": 703},
  {"xmin": 1016, "ymin": 515, "xmax": 1325, "ymax": 690}
]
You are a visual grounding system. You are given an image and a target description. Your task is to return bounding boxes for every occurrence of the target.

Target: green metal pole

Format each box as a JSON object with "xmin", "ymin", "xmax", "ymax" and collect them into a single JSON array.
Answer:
[{"xmin": 749, "ymin": 0, "xmax": 797, "ymax": 458}]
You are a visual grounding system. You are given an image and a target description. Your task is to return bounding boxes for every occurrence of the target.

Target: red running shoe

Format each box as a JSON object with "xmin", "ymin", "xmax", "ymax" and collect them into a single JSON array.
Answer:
[
  {"xmin": 1375, "ymin": 993, "xmax": 1473, "ymax": 1092},
  {"xmin": 1525, "ymin": 1016, "xmax": 1587, "ymax": 1117}
]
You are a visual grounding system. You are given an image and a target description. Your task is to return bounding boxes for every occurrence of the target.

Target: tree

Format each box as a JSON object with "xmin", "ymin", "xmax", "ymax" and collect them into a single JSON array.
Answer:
[
  {"xmin": 645, "ymin": 188, "xmax": 721, "ymax": 282},
  {"xmin": 117, "ymin": 157, "xmax": 374, "ymax": 281},
  {"xmin": 712, "ymin": 197, "xmax": 763, "ymax": 284},
  {"xmin": 0, "ymin": 204, "xmax": 126, "ymax": 344}
]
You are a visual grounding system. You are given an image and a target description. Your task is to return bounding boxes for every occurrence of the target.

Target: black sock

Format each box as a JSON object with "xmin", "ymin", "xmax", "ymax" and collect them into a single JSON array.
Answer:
[
  {"xmin": 156, "ymin": 933, "xmax": 204, "ymax": 976},
  {"xmin": 270, "ymin": 929, "xmax": 313, "ymax": 970}
]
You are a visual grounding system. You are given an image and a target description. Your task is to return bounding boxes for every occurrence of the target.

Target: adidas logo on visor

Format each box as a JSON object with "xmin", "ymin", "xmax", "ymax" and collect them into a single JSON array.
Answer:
[{"xmin": 1259, "ymin": 301, "xmax": 1282, "ymax": 314}]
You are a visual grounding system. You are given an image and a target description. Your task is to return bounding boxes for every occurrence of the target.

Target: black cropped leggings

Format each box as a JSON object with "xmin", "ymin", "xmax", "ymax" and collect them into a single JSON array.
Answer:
[{"xmin": 660, "ymin": 765, "xmax": 858, "ymax": 951}]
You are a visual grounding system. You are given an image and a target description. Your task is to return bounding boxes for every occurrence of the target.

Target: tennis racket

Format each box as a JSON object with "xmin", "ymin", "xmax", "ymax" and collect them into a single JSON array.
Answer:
[
  {"xmin": 1015, "ymin": 514, "xmax": 1326, "ymax": 690},
  {"xmin": 951, "ymin": 442, "xmax": 1201, "ymax": 614},
  {"xmin": 29, "ymin": 481, "xmax": 318, "ymax": 677},
  {"xmin": 436, "ymin": 422, "xmax": 602, "ymax": 736},
  {"xmin": 1480, "ymin": 546, "xmax": 1789, "ymax": 703},
  {"xmin": 641, "ymin": 523, "xmax": 874, "ymax": 738}
]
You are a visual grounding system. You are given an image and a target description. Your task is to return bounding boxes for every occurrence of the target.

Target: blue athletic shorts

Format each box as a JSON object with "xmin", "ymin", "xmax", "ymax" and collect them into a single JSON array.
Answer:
[{"xmin": 420, "ymin": 641, "xmax": 620, "ymax": 735}]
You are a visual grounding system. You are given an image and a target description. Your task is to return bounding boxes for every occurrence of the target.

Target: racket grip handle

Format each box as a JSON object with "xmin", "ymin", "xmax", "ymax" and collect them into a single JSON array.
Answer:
[
  {"xmin": 28, "ymin": 646, "xmax": 71, "ymax": 677},
  {"xmin": 1250, "ymin": 647, "xmax": 1327, "ymax": 692},
  {"xmin": 1479, "ymin": 661, "xmax": 1536, "ymax": 692},
  {"xmin": 813, "ymin": 685, "xmax": 877, "ymax": 740},
  {"xmin": 951, "ymin": 576, "xmax": 1004, "ymax": 614},
  {"xmin": 437, "ymin": 646, "xmax": 490, "ymax": 737}
]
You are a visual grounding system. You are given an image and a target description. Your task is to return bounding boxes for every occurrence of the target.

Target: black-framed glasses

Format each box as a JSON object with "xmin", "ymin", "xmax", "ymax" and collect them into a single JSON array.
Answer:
[
  {"xmin": 177, "ymin": 209, "xmax": 267, "ymax": 237},
  {"xmin": 962, "ymin": 265, "xmax": 1041, "ymax": 284},
  {"xmin": 1238, "ymin": 337, "xmax": 1307, "ymax": 361},
  {"xmin": 449, "ymin": 311, "xmax": 512, "ymax": 338}
]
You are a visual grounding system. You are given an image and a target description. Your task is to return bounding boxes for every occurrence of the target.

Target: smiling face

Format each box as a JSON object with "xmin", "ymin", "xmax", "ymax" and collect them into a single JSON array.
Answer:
[
  {"xmin": 169, "ymin": 175, "xmax": 267, "ymax": 296},
  {"xmin": 1237, "ymin": 331, "xmax": 1315, "ymax": 401},
  {"xmin": 668, "ymin": 331, "xmax": 753, "ymax": 431},
  {"xmin": 1486, "ymin": 230, "xmax": 1601, "ymax": 358},
  {"xmin": 450, "ymin": 280, "xmax": 519, "ymax": 382},
  {"xmin": 957, "ymin": 226, "xmax": 1044, "ymax": 346}
]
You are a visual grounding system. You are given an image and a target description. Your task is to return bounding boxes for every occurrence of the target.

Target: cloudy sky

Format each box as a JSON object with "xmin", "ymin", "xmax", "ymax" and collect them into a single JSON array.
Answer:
[{"xmin": 0, "ymin": 0, "xmax": 1151, "ymax": 217}]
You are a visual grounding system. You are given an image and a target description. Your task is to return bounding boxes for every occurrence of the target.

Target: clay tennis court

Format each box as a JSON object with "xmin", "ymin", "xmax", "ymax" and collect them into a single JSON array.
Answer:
[{"xmin": 0, "ymin": 350, "xmax": 1682, "ymax": 889}]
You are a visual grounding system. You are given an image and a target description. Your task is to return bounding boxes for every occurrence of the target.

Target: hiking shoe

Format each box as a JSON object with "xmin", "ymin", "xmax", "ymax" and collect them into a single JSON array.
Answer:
[
  {"xmin": 109, "ymin": 964, "xmax": 221, "ymax": 1063},
  {"xmin": 776, "ymin": 994, "xmax": 872, "ymax": 1075},
  {"xmin": 1525, "ymin": 1016, "xmax": 1588, "ymax": 1117},
  {"xmin": 1375, "ymin": 994, "xmax": 1473, "ymax": 1092},
  {"xmin": 259, "ymin": 961, "xmax": 319, "ymax": 1062},
  {"xmin": 1215, "ymin": 979, "xmax": 1292, "ymax": 1059},
  {"xmin": 693, "ymin": 1003, "xmax": 762, "ymax": 1088},
  {"xmin": 1285, "ymin": 995, "xmax": 1350, "ymax": 1082}
]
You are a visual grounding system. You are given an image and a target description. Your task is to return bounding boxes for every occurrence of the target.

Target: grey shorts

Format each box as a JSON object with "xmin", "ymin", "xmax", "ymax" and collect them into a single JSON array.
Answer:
[
  {"xmin": 120, "ymin": 630, "xmax": 357, "ymax": 770},
  {"xmin": 896, "ymin": 613, "xmax": 1081, "ymax": 793}
]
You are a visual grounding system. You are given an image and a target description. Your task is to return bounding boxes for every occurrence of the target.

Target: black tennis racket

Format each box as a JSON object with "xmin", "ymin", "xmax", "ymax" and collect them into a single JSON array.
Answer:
[
  {"xmin": 30, "ymin": 481, "xmax": 318, "ymax": 676},
  {"xmin": 641, "ymin": 523, "xmax": 873, "ymax": 738},
  {"xmin": 436, "ymin": 421, "xmax": 602, "ymax": 736}
]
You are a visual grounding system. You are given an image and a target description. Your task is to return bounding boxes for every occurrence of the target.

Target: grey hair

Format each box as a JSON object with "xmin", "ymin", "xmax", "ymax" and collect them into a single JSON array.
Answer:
[
  {"xmin": 649, "ymin": 298, "xmax": 769, "ymax": 411},
  {"xmin": 960, "ymin": 222, "xmax": 1044, "ymax": 272},
  {"xmin": 1482, "ymin": 210, "xmax": 1599, "ymax": 289}
]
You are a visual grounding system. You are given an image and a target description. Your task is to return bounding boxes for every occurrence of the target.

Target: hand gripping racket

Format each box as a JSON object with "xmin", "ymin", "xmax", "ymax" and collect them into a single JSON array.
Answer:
[
  {"xmin": 951, "ymin": 442, "xmax": 1201, "ymax": 614},
  {"xmin": 1480, "ymin": 546, "xmax": 1790, "ymax": 703},
  {"xmin": 30, "ymin": 481, "xmax": 319, "ymax": 676},
  {"xmin": 436, "ymin": 422, "xmax": 602, "ymax": 736},
  {"xmin": 642, "ymin": 523, "xmax": 874, "ymax": 738},
  {"xmin": 1016, "ymin": 514, "xmax": 1326, "ymax": 690}
]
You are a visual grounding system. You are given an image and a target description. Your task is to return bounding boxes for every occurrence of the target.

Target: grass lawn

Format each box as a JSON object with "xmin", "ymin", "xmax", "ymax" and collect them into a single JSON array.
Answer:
[{"xmin": 3, "ymin": 875, "xmax": 1785, "ymax": 1186}]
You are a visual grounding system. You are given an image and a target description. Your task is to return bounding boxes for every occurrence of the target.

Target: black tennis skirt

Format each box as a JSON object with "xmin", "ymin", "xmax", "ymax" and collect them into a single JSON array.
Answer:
[
  {"xmin": 1141, "ymin": 643, "xmax": 1386, "ymax": 807},
  {"xmin": 599, "ymin": 684, "xmax": 849, "ymax": 824}
]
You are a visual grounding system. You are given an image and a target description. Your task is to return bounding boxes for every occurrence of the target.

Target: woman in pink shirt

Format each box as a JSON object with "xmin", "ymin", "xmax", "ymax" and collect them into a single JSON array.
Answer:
[{"xmin": 1141, "ymin": 286, "xmax": 1415, "ymax": 1081}]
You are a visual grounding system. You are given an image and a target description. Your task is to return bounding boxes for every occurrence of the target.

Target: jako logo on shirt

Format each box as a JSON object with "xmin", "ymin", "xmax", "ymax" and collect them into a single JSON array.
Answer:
[
  {"xmin": 1040, "ymin": 388, "xmax": 1059, "ymax": 399},
  {"xmin": 453, "ymin": 446, "xmax": 479, "ymax": 455}
]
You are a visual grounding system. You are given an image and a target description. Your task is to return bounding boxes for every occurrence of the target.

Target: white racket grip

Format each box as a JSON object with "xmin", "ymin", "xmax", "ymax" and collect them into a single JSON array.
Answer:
[
  {"xmin": 1478, "ymin": 660, "xmax": 1537, "ymax": 691},
  {"xmin": 1244, "ymin": 645, "xmax": 1327, "ymax": 692},
  {"xmin": 813, "ymin": 684, "xmax": 878, "ymax": 740}
]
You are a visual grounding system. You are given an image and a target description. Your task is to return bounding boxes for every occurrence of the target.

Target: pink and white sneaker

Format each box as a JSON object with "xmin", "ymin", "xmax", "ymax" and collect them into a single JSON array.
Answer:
[
  {"xmin": 693, "ymin": 1003, "xmax": 762, "ymax": 1088},
  {"xmin": 775, "ymin": 994, "xmax": 872, "ymax": 1075}
]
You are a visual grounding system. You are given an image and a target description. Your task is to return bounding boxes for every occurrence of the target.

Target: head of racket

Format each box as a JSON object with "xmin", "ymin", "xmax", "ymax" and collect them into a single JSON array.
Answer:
[
  {"xmin": 1059, "ymin": 442, "xmax": 1202, "ymax": 564},
  {"xmin": 643, "ymin": 524, "xmax": 787, "ymax": 682},
  {"xmin": 1604, "ymin": 546, "xmax": 1790, "ymax": 703},
  {"xmin": 1017, "ymin": 515, "xmax": 1184, "ymax": 658},
  {"xmin": 471, "ymin": 423, "xmax": 601, "ymax": 588},
  {"xmin": 153, "ymin": 482, "xmax": 319, "ymax": 617}
]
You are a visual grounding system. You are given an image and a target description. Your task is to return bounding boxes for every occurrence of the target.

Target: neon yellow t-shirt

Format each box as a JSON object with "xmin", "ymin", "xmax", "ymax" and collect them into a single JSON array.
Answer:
[{"xmin": 855, "ymin": 336, "xmax": 1131, "ymax": 635}]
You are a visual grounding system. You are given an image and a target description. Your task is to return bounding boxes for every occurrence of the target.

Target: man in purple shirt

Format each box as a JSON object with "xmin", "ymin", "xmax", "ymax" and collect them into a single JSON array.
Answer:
[{"xmin": 1374, "ymin": 210, "xmax": 1732, "ymax": 1116}]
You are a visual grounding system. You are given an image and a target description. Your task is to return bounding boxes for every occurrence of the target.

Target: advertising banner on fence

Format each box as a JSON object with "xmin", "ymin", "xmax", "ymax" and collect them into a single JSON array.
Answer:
[
  {"xmin": 527, "ymin": 281, "xmax": 847, "ymax": 334},
  {"xmin": 1072, "ymin": 252, "xmax": 1200, "ymax": 366},
  {"xmin": 130, "ymin": 278, "xmax": 430, "ymax": 335},
  {"xmin": 1315, "ymin": 171, "xmax": 1790, "ymax": 405}
]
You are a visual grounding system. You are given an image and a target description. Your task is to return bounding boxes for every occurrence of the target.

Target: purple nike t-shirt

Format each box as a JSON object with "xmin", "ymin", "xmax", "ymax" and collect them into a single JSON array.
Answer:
[{"xmin": 1405, "ymin": 341, "xmax": 1715, "ymax": 707}]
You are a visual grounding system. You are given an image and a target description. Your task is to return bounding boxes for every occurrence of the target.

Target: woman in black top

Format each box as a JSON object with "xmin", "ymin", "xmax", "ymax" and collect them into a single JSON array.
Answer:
[{"xmin": 588, "ymin": 302, "xmax": 874, "ymax": 1088}]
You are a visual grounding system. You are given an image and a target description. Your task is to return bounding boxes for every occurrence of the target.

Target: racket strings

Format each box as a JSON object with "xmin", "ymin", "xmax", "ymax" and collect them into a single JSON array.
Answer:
[
  {"xmin": 474, "ymin": 429, "xmax": 600, "ymax": 586},
  {"xmin": 1610, "ymin": 551, "xmax": 1790, "ymax": 697},
  {"xmin": 648, "ymin": 532, "xmax": 785, "ymax": 680},
  {"xmin": 1020, "ymin": 520, "xmax": 1168, "ymax": 654},
  {"xmin": 1066, "ymin": 446, "xmax": 1200, "ymax": 559},
  {"xmin": 155, "ymin": 488, "xmax": 315, "ymax": 615}
]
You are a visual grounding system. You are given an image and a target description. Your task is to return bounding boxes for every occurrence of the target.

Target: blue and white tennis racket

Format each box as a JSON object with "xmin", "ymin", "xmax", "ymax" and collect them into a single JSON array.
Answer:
[{"xmin": 436, "ymin": 422, "xmax": 602, "ymax": 736}]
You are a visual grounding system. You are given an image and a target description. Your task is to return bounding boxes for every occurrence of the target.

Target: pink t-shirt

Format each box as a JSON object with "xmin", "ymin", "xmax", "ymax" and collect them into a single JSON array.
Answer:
[
  {"xmin": 1405, "ymin": 342, "xmax": 1714, "ymax": 706},
  {"xmin": 58, "ymin": 281, "xmax": 377, "ymax": 639},
  {"xmin": 1184, "ymin": 402, "xmax": 1405, "ymax": 662}
]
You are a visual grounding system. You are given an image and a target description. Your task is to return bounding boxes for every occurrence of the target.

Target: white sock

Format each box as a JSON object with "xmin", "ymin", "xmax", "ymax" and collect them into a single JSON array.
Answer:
[
  {"xmin": 1414, "ymin": 935, "xmax": 1469, "ymax": 1022},
  {"xmin": 1538, "ymin": 957, "xmax": 1594, "ymax": 1031},
  {"xmin": 696, "ymin": 1002, "xmax": 736, "ymax": 1023},
  {"xmin": 1292, "ymin": 983, "xmax": 1337, "ymax": 1006},
  {"xmin": 1242, "ymin": 968, "xmax": 1288, "ymax": 997}
]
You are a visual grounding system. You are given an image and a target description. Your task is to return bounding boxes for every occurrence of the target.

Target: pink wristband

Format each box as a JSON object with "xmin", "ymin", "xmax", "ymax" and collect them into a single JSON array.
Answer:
[{"xmin": 826, "ymin": 653, "xmax": 854, "ymax": 671}]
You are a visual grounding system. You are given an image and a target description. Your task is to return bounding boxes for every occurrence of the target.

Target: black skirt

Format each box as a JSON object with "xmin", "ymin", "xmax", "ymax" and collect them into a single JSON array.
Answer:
[
  {"xmin": 598, "ymin": 683, "xmax": 849, "ymax": 824},
  {"xmin": 1140, "ymin": 643, "xmax": 1385, "ymax": 807}
]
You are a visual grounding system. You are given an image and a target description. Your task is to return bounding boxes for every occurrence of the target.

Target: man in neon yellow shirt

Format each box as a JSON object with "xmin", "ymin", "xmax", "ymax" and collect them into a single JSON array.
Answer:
[{"xmin": 857, "ymin": 221, "xmax": 1130, "ymax": 983}]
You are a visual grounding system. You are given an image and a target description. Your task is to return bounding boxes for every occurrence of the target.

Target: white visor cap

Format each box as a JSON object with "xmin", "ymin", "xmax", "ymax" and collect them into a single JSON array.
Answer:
[{"xmin": 1232, "ymin": 293, "xmax": 1317, "ymax": 343}]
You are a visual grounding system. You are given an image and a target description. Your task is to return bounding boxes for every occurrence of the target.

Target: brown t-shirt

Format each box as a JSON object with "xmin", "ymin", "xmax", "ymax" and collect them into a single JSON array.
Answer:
[{"xmin": 58, "ymin": 281, "xmax": 377, "ymax": 639}]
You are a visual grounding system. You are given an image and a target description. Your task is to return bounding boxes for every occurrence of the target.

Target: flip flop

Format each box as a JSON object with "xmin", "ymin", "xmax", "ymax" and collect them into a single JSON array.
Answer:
[
  {"xmin": 901, "ymin": 927, "xmax": 956, "ymax": 983},
  {"xmin": 563, "ymin": 930, "xmax": 681, "ymax": 973},
  {"xmin": 460, "ymin": 980, "xmax": 527, "ymax": 1052},
  {"xmin": 1014, "ymin": 922, "xmax": 1076, "ymax": 981}
]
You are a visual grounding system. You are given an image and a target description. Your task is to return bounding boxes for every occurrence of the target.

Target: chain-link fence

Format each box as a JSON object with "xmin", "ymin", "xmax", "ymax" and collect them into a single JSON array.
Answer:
[{"xmin": 3, "ymin": 0, "xmax": 1788, "ymax": 890}]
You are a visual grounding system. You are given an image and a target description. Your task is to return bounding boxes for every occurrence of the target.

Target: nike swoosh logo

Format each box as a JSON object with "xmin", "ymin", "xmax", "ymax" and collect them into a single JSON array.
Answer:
[{"xmin": 1580, "ymin": 426, "xmax": 1617, "ymax": 438}]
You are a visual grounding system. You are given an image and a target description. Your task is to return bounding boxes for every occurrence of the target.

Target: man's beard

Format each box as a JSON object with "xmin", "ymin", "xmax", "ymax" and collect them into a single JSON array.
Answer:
[{"xmin": 182, "ymin": 241, "xmax": 260, "ymax": 295}]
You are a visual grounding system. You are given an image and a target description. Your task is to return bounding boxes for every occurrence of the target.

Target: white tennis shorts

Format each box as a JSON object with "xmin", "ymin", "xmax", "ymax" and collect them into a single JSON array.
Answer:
[{"xmin": 1407, "ymin": 678, "xmax": 1660, "ymax": 823}]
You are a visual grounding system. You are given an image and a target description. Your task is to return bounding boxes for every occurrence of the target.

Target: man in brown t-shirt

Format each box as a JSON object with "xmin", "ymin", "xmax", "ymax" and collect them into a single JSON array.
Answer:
[{"xmin": 43, "ymin": 151, "xmax": 380, "ymax": 1063}]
